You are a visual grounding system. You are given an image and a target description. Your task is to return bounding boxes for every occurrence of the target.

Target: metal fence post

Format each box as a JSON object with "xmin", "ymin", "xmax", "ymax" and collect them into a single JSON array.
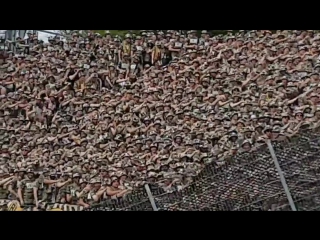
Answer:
[
  {"xmin": 144, "ymin": 184, "xmax": 158, "ymax": 211},
  {"xmin": 266, "ymin": 140, "xmax": 297, "ymax": 211}
]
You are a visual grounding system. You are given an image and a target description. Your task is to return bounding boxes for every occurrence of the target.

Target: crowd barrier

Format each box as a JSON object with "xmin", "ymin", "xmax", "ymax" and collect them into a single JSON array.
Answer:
[
  {"xmin": 86, "ymin": 128, "xmax": 320, "ymax": 211},
  {"xmin": 2, "ymin": 128, "xmax": 320, "ymax": 211}
]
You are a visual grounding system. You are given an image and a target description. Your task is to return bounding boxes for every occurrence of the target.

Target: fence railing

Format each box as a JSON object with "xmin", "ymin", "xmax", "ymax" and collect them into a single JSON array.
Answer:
[{"xmin": 85, "ymin": 128, "xmax": 320, "ymax": 211}]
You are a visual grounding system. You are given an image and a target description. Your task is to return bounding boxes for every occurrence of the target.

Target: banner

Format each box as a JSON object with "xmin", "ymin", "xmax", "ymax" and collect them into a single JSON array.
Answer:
[
  {"xmin": 0, "ymin": 199, "xmax": 84, "ymax": 211},
  {"xmin": 46, "ymin": 203, "xmax": 84, "ymax": 211},
  {"xmin": 7, "ymin": 200, "xmax": 23, "ymax": 211}
]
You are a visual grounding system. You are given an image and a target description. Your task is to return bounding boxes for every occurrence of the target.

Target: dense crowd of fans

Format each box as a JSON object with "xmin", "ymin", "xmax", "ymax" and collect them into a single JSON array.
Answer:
[{"xmin": 0, "ymin": 30, "xmax": 319, "ymax": 211}]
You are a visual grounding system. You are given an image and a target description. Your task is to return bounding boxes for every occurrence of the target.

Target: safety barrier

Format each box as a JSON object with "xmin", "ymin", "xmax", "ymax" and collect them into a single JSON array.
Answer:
[
  {"xmin": 2, "ymin": 128, "xmax": 320, "ymax": 211},
  {"xmin": 86, "ymin": 128, "xmax": 320, "ymax": 211}
]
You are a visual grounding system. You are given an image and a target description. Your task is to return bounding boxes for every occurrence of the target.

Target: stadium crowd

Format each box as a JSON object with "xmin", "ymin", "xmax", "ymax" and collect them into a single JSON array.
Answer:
[{"xmin": 0, "ymin": 30, "xmax": 320, "ymax": 211}]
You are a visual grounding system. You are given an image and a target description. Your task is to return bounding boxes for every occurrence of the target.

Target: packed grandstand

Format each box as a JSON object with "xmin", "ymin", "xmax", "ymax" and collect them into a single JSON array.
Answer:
[{"xmin": 0, "ymin": 30, "xmax": 319, "ymax": 211}]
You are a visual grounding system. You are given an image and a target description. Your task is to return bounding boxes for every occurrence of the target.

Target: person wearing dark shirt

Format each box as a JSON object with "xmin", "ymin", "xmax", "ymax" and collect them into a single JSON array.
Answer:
[
  {"xmin": 143, "ymin": 42, "xmax": 154, "ymax": 66},
  {"xmin": 162, "ymin": 47, "xmax": 172, "ymax": 67}
]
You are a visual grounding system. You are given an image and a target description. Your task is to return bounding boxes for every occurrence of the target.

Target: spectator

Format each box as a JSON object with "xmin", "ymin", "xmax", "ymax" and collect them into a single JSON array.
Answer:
[{"xmin": 0, "ymin": 30, "xmax": 320, "ymax": 211}]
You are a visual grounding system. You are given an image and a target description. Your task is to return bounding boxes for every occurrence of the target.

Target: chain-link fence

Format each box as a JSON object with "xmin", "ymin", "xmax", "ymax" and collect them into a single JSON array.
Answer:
[
  {"xmin": 272, "ymin": 129, "xmax": 320, "ymax": 211},
  {"xmin": 85, "ymin": 128, "xmax": 320, "ymax": 211}
]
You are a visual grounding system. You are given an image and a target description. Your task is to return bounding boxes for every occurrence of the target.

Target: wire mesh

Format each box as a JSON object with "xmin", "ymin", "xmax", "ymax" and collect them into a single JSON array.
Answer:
[
  {"xmin": 88, "ymin": 128, "xmax": 320, "ymax": 211},
  {"xmin": 271, "ymin": 129, "xmax": 320, "ymax": 211},
  {"xmin": 151, "ymin": 143, "xmax": 289, "ymax": 211}
]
